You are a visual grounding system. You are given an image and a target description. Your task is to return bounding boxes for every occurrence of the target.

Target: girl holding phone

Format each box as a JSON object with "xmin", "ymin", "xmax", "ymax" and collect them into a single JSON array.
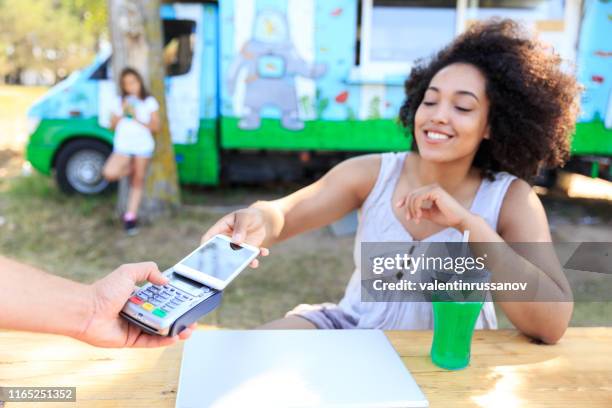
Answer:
[{"xmin": 103, "ymin": 67, "xmax": 160, "ymax": 235}]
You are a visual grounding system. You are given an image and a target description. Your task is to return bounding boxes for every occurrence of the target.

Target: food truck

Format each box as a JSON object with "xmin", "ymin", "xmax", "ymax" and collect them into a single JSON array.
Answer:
[{"xmin": 25, "ymin": 0, "xmax": 612, "ymax": 194}]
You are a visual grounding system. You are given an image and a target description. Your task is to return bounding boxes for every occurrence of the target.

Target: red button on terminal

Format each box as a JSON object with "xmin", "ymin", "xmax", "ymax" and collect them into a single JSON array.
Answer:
[{"xmin": 129, "ymin": 296, "xmax": 144, "ymax": 305}]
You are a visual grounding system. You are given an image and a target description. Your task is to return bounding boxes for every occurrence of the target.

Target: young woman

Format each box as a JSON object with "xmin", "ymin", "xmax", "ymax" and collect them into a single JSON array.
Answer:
[
  {"xmin": 202, "ymin": 20, "xmax": 580, "ymax": 344},
  {"xmin": 103, "ymin": 67, "xmax": 160, "ymax": 235}
]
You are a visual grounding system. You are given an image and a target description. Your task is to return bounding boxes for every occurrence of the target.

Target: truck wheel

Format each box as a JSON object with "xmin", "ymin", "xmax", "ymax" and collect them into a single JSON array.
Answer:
[{"xmin": 55, "ymin": 139, "xmax": 113, "ymax": 195}]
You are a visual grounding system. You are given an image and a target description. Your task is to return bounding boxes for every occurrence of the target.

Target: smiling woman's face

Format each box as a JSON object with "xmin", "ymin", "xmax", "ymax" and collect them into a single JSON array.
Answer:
[{"xmin": 413, "ymin": 62, "xmax": 490, "ymax": 163}]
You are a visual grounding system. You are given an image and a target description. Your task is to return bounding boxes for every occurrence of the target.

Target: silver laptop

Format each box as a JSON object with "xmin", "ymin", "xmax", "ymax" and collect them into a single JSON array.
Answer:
[{"xmin": 176, "ymin": 330, "xmax": 429, "ymax": 408}]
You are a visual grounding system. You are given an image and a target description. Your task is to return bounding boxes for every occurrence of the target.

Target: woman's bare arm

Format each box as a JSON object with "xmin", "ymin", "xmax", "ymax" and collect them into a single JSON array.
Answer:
[
  {"xmin": 203, "ymin": 155, "xmax": 381, "ymax": 250},
  {"xmin": 253, "ymin": 155, "xmax": 380, "ymax": 246},
  {"xmin": 463, "ymin": 179, "xmax": 573, "ymax": 344},
  {"xmin": 143, "ymin": 110, "xmax": 160, "ymax": 133},
  {"xmin": 109, "ymin": 113, "xmax": 121, "ymax": 130}
]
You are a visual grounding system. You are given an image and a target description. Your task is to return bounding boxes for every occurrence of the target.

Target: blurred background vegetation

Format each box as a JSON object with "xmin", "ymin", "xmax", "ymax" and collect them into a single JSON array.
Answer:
[{"xmin": 0, "ymin": 0, "xmax": 107, "ymax": 85}]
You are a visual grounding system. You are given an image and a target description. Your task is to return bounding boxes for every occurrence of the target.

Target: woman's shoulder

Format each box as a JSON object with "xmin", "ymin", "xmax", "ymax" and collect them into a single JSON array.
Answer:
[
  {"xmin": 344, "ymin": 152, "xmax": 407, "ymax": 182},
  {"xmin": 497, "ymin": 176, "xmax": 550, "ymax": 239},
  {"xmin": 345, "ymin": 151, "xmax": 408, "ymax": 207},
  {"xmin": 500, "ymin": 176, "xmax": 536, "ymax": 209},
  {"xmin": 332, "ymin": 154, "xmax": 382, "ymax": 204},
  {"xmin": 339, "ymin": 154, "xmax": 382, "ymax": 183}
]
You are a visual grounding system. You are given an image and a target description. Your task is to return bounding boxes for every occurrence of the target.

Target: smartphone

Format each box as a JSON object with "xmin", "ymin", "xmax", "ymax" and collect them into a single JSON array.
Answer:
[{"xmin": 173, "ymin": 234, "xmax": 259, "ymax": 290}]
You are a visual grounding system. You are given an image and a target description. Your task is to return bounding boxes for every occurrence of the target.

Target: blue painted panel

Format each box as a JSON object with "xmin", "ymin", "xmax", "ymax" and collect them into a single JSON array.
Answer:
[
  {"xmin": 219, "ymin": 0, "xmax": 235, "ymax": 117},
  {"xmin": 28, "ymin": 71, "xmax": 99, "ymax": 119},
  {"xmin": 315, "ymin": 0, "xmax": 359, "ymax": 121},
  {"xmin": 576, "ymin": 0, "xmax": 612, "ymax": 125},
  {"xmin": 200, "ymin": 4, "xmax": 219, "ymax": 120},
  {"xmin": 160, "ymin": 4, "xmax": 175, "ymax": 19}
]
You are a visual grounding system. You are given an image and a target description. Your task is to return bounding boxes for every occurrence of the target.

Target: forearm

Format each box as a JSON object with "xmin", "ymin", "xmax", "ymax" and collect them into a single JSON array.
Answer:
[
  {"xmin": 139, "ymin": 119, "xmax": 159, "ymax": 133},
  {"xmin": 0, "ymin": 256, "xmax": 94, "ymax": 338},
  {"xmin": 250, "ymin": 200, "xmax": 286, "ymax": 247},
  {"xmin": 460, "ymin": 214, "xmax": 572, "ymax": 293},
  {"xmin": 490, "ymin": 238, "xmax": 573, "ymax": 343},
  {"xmin": 245, "ymin": 157, "xmax": 375, "ymax": 248},
  {"xmin": 249, "ymin": 189, "xmax": 355, "ymax": 247},
  {"xmin": 110, "ymin": 115, "xmax": 121, "ymax": 130},
  {"xmin": 499, "ymin": 301, "xmax": 572, "ymax": 344},
  {"xmin": 459, "ymin": 215, "xmax": 573, "ymax": 343}
]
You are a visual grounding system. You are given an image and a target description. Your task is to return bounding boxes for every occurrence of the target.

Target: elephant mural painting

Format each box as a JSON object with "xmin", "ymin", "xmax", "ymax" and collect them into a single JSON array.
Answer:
[{"xmin": 227, "ymin": 9, "xmax": 327, "ymax": 131}]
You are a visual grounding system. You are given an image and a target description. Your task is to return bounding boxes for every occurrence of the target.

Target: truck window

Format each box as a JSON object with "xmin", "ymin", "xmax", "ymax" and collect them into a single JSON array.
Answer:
[
  {"xmin": 465, "ymin": 0, "xmax": 565, "ymax": 23},
  {"xmin": 90, "ymin": 18, "xmax": 195, "ymax": 79},
  {"xmin": 358, "ymin": 0, "xmax": 456, "ymax": 68},
  {"xmin": 464, "ymin": 1, "xmax": 570, "ymax": 61},
  {"xmin": 356, "ymin": 0, "xmax": 567, "ymax": 71},
  {"xmin": 163, "ymin": 19, "xmax": 195, "ymax": 76}
]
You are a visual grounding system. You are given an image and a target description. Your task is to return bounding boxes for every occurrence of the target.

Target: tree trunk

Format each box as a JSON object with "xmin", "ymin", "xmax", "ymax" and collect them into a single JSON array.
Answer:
[{"xmin": 107, "ymin": 0, "xmax": 180, "ymax": 221}]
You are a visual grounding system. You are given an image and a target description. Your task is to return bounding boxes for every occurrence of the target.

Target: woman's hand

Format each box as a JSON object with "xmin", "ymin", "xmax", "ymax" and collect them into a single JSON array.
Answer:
[
  {"xmin": 201, "ymin": 208, "xmax": 270, "ymax": 268},
  {"xmin": 396, "ymin": 184, "xmax": 475, "ymax": 232}
]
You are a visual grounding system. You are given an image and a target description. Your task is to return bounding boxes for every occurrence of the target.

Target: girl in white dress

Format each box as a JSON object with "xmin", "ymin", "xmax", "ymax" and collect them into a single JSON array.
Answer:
[
  {"xmin": 103, "ymin": 67, "xmax": 160, "ymax": 235},
  {"xmin": 202, "ymin": 20, "xmax": 580, "ymax": 344}
]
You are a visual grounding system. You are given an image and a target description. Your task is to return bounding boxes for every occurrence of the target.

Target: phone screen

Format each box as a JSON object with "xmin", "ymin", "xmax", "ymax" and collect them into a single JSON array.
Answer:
[{"xmin": 178, "ymin": 237, "xmax": 257, "ymax": 282}]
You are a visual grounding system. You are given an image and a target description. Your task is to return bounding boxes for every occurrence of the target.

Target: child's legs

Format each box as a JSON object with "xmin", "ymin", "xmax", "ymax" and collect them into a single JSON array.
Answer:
[
  {"xmin": 257, "ymin": 316, "xmax": 317, "ymax": 330},
  {"xmin": 102, "ymin": 153, "xmax": 131, "ymax": 181},
  {"xmin": 126, "ymin": 156, "xmax": 150, "ymax": 217}
]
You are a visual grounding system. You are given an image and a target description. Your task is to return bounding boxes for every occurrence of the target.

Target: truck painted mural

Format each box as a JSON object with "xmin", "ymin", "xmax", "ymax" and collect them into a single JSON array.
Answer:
[
  {"xmin": 24, "ymin": 0, "xmax": 612, "ymax": 194},
  {"xmin": 573, "ymin": 0, "xmax": 612, "ymax": 162}
]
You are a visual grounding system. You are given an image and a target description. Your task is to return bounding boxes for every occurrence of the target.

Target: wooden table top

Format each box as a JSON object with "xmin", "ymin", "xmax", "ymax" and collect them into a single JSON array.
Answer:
[{"xmin": 0, "ymin": 327, "xmax": 610, "ymax": 407}]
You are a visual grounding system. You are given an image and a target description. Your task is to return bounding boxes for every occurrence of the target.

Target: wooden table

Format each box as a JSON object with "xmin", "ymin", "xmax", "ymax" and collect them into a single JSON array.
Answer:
[{"xmin": 0, "ymin": 328, "xmax": 610, "ymax": 407}]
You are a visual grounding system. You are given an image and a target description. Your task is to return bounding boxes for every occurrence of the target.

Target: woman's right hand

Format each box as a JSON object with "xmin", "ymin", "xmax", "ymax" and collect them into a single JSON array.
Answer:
[{"xmin": 201, "ymin": 208, "xmax": 270, "ymax": 268}]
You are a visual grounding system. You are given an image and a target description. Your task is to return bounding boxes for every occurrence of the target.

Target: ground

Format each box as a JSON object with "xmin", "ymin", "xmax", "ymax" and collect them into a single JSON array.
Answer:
[{"xmin": 0, "ymin": 85, "xmax": 610, "ymax": 329}]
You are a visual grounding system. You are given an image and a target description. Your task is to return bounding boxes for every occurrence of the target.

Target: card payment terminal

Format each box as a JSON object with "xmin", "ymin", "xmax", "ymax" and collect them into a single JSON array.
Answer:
[
  {"xmin": 120, "ymin": 268, "xmax": 222, "ymax": 336},
  {"xmin": 120, "ymin": 235, "xmax": 259, "ymax": 336}
]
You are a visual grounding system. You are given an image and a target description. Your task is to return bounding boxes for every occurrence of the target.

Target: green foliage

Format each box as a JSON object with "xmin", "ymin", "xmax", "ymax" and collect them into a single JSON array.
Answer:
[
  {"xmin": 299, "ymin": 95, "xmax": 313, "ymax": 117},
  {"xmin": 0, "ymin": 0, "xmax": 107, "ymax": 82},
  {"xmin": 368, "ymin": 96, "xmax": 381, "ymax": 120},
  {"xmin": 346, "ymin": 105, "xmax": 356, "ymax": 121},
  {"xmin": 315, "ymin": 88, "xmax": 329, "ymax": 118},
  {"xmin": 62, "ymin": 0, "xmax": 108, "ymax": 35}
]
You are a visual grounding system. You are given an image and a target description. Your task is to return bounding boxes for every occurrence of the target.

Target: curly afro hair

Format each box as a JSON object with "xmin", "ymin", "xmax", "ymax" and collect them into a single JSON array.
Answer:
[{"xmin": 398, "ymin": 19, "xmax": 581, "ymax": 182}]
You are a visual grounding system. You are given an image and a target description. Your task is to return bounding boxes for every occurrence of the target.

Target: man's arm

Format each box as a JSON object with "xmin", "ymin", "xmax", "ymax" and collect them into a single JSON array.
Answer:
[
  {"xmin": 0, "ymin": 256, "xmax": 93, "ymax": 338},
  {"xmin": 0, "ymin": 256, "xmax": 195, "ymax": 347}
]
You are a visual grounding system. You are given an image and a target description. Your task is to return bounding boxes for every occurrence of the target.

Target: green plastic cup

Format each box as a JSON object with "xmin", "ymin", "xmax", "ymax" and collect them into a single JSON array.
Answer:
[{"xmin": 430, "ymin": 300, "xmax": 484, "ymax": 370}]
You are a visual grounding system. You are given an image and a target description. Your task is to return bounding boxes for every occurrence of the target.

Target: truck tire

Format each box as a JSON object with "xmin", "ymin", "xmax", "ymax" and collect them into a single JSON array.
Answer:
[{"xmin": 55, "ymin": 139, "xmax": 113, "ymax": 195}]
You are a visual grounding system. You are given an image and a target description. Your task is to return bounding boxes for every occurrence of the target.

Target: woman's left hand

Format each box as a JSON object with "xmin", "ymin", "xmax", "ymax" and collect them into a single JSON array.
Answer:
[{"xmin": 396, "ymin": 184, "xmax": 473, "ymax": 231}]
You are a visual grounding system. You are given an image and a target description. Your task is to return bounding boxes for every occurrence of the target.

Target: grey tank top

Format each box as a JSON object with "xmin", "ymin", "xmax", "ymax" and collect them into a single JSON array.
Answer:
[{"xmin": 337, "ymin": 152, "xmax": 517, "ymax": 330}]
